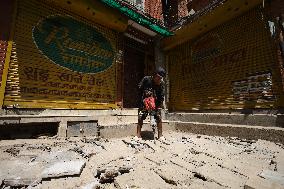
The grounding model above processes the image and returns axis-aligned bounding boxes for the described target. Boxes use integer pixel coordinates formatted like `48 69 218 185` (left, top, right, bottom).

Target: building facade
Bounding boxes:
1 0 283 112
0 0 163 110
164 0 284 111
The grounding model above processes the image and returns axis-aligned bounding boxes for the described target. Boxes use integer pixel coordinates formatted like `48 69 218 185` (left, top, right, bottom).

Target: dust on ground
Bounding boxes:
0 131 284 189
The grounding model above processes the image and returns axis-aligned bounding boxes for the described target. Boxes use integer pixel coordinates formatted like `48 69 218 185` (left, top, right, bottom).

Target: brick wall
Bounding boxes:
178 0 189 18
145 0 163 22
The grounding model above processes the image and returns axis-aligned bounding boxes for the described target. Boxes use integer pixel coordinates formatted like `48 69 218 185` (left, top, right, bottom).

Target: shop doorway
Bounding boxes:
123 37 146 108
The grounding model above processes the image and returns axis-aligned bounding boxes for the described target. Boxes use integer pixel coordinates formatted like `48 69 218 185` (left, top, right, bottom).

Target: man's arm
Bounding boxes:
138 77 146 109
156 82 165 108
138 77 146 90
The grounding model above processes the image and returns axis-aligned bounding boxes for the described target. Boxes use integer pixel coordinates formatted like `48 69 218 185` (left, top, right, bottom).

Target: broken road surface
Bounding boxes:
0 131 284 188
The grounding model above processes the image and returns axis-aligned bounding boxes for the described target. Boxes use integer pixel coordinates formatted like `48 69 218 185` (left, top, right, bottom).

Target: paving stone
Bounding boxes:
41 160 86 178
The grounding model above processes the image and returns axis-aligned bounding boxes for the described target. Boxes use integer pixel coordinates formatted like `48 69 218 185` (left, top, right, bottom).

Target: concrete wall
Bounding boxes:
167 112 284 127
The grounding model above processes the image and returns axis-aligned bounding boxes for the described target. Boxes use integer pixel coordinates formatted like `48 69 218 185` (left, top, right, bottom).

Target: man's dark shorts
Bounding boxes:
138 108 162 122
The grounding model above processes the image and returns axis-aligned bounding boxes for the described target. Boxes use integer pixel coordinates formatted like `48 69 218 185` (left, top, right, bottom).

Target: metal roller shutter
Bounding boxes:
4 0 121 109
168 8 282 110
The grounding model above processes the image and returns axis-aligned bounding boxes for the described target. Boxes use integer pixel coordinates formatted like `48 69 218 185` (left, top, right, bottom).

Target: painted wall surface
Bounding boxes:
4 0 121 109
0 41 8 97
189 0 212 12
45 0 128 32
0 1 14 107
167 8 284 110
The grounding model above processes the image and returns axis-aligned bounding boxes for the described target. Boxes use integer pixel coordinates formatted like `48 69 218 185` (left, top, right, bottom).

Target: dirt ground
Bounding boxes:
0 131 284 189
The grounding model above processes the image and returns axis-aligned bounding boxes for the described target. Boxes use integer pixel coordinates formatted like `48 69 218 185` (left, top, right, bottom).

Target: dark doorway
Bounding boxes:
0 122 58 139
123 37 146 108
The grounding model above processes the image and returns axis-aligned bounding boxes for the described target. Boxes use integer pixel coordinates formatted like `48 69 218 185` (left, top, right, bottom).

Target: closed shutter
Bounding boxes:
168 8 282 110
4 0 121 109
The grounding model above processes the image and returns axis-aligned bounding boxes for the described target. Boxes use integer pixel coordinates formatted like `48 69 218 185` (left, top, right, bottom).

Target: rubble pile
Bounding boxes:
0 131 283 188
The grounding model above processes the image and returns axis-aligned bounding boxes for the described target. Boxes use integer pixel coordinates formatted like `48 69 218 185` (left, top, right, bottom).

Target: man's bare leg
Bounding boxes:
157 120 162 139
137 119 143 138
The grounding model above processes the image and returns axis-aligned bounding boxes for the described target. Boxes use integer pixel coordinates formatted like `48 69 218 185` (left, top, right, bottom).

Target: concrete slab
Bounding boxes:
221 158 265 177
41 160 86 179
88 140 133 168
0 160 43 187
80 180 100 189
188 179 227 189
67 121 98 137
175 122 284 144
259 170 284 186
154 164 194 186
0 150 85 186
99 124 137 138
99 122 172 139
276 151 284 174
196 164 247 188
167 113 284 127
169 156 197 171
98 115 137 126
3 177 41 187
114 168 171 189
0 131 283 188
244 176 284 189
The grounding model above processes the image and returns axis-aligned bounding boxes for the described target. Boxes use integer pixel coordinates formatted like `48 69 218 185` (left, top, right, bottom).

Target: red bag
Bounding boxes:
143 96 156 110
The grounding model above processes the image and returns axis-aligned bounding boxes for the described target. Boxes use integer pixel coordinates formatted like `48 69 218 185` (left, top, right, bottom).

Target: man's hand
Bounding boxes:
156 104 164 109
144 90 153 97
144 96 156 110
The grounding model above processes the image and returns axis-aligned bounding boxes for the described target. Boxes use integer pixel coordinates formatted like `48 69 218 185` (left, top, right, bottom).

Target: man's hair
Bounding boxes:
155 67 166 77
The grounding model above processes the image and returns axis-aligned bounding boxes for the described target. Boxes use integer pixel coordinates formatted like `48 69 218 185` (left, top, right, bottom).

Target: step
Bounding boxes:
174 121 284 144
0 111 167 138
0 109 139 116
167 113 284 127
99 121 173 138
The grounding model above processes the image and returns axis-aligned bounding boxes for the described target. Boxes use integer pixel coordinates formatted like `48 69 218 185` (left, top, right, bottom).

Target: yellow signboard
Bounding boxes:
4 0 121 109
